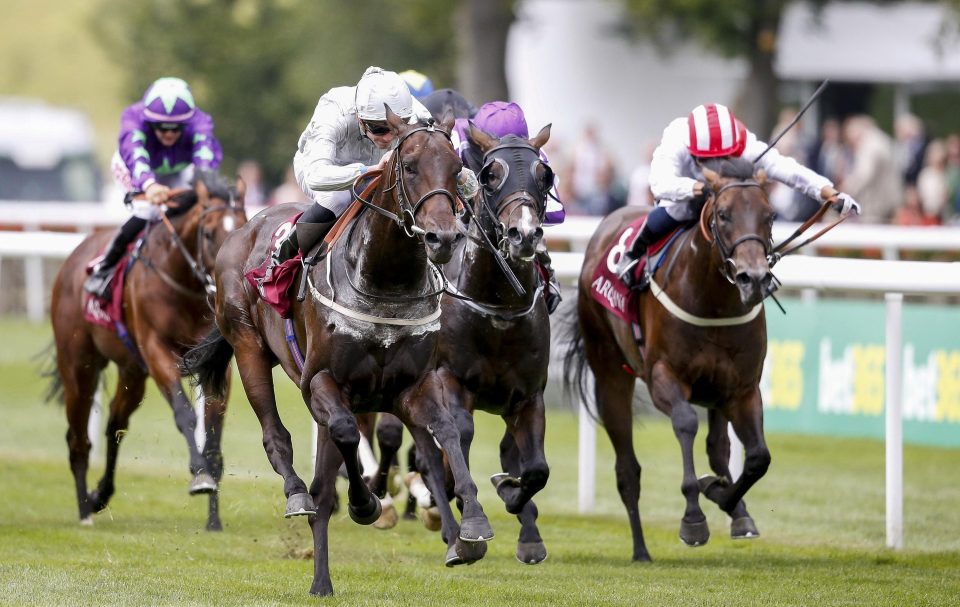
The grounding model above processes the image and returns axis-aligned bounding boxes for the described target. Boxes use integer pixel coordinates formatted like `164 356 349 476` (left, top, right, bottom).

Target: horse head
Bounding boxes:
700 158 776 307
468 123 553 261
176 172 249 283
384 106 464 264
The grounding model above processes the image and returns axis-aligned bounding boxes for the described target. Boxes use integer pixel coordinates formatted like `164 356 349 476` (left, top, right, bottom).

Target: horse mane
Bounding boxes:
698 157 756 181
165 171 232 218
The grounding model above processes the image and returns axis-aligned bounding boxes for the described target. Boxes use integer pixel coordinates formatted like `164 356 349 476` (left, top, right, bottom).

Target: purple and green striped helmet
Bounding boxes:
142 77 196 123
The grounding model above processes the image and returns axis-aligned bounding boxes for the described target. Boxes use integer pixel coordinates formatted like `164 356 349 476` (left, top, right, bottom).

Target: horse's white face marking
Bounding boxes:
222 215 236 232
517 206 535 236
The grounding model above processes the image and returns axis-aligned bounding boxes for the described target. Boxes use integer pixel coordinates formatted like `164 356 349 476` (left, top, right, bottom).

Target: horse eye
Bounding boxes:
717 209 730 222
403 162 417 175
203 230 215 241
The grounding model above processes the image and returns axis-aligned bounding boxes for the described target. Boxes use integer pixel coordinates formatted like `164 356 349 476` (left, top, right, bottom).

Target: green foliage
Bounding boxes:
92 0 458 185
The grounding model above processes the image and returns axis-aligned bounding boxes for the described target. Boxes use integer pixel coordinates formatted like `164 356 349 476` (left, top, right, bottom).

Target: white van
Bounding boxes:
0 98 102 201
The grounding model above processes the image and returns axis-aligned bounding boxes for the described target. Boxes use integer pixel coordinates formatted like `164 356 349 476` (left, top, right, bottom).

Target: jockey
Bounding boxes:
421 88 477 122
84 77 222 298
399 69 434 99
452 101 566 314
268 66 447 269
616 103 861 287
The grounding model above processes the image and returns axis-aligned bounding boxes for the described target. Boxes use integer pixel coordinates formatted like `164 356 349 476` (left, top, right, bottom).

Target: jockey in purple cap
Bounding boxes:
84 77 223 298
450 100 566 313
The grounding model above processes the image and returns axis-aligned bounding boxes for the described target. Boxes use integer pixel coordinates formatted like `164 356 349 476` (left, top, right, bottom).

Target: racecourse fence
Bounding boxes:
4 200 960 551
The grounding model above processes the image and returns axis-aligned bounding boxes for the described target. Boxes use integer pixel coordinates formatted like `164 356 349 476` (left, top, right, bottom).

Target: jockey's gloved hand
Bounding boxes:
145 183 170 206
457 167 480 201
832 192 861 216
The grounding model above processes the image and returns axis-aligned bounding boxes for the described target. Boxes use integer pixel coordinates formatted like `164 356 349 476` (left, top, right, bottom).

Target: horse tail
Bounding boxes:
180 325 234 398
39 342 64 404
560 305 596 420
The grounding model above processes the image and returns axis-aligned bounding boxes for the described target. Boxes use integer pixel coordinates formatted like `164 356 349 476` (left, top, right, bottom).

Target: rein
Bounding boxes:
698 181 771 284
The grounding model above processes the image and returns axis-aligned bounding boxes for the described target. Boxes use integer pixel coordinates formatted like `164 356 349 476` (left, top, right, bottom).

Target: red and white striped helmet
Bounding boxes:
687 103 747 158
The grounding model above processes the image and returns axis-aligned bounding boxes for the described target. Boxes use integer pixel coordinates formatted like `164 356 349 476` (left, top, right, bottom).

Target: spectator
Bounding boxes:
268 166 311 206
943 134 960 223
916 138 948 223
894 113 928 186
840 115 902 224
568 124 616 215
237 159 265 207
626 141 656 208
893 185 937 226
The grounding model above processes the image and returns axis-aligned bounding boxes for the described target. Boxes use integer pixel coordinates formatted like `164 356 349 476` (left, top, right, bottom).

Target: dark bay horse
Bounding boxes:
435 123 555 564
48 173 247 531
564 158 775 561
183 110 494 596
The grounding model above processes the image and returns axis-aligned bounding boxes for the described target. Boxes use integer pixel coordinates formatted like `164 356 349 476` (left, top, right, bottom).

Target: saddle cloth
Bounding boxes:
589 216 680 325
244 212 304 319
83 244 135 329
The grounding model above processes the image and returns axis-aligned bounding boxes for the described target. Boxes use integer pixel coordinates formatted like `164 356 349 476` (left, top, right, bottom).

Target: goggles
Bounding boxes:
152 123 183 133
362 120 391 136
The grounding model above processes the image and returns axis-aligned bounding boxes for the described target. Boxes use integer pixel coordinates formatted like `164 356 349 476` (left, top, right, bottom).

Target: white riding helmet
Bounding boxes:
355 66 414 121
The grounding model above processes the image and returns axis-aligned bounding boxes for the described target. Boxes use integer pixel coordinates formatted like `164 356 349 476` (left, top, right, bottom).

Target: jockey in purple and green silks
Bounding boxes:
85 77 223 299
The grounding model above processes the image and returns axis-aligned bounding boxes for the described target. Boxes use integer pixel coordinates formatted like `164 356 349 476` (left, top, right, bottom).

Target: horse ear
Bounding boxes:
701 167 721 190
755 168 768 187
233 176 247 207
468 120 497 153
384 104 406 134
440 108 455 134
529 123 551 151
196 178 210 207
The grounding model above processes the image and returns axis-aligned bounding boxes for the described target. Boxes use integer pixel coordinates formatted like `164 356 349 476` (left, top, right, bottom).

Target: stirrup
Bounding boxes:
84 266 117 299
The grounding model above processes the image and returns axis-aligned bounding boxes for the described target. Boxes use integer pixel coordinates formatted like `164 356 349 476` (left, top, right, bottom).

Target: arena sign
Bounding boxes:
762 298 960 447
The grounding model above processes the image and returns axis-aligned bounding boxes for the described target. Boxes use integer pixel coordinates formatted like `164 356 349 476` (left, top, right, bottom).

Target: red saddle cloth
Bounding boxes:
589 216 677 325
82 248 133 329
244 213 304 319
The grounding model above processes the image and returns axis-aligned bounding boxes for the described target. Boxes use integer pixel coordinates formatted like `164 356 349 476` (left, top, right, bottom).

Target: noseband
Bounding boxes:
353 123 461 239
700 181 773 284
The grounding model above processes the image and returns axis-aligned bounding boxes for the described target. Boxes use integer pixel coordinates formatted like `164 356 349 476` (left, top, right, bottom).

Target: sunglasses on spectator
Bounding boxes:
363 121 391 136
152 123 183 133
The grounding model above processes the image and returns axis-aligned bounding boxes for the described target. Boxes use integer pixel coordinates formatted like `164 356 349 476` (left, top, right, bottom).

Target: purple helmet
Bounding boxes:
474 101 528 139
142 77 196 123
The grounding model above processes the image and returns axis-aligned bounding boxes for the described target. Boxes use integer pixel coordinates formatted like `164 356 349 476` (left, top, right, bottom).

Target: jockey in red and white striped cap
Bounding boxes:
616 102 860 287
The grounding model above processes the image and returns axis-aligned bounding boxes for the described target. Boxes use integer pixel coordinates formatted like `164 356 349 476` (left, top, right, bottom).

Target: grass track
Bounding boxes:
1 319 958 606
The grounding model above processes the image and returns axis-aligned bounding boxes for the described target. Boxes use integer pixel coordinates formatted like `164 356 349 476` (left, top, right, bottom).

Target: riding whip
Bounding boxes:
753 79 829 164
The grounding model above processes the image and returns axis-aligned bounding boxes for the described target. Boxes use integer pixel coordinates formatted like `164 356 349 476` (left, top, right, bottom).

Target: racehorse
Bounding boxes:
182 109 494 596
563 157 775 561
435 123 555 564
47 172 247 531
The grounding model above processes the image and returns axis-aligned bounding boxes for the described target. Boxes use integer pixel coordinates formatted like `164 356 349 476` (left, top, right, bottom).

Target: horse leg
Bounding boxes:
89 366 147 513
370 413 403 529
233 340 311 515
494 424 548 565
200 376 229 532
585 341 652 562
650 362 709 547
141 337 214 494
306 423 342 597
402 443 419 520
306 372 380 526
60 349 105 525
700 389 770 529
705 409 758 539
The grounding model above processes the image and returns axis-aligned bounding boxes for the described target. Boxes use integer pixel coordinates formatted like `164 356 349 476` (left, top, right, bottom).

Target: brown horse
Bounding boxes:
48 172 247 531
182 110 494 596
563 157 775 561
436 125 555 564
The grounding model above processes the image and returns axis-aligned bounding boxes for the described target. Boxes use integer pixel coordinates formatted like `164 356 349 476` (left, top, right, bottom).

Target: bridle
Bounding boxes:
351 122 462 238
698 180 774 285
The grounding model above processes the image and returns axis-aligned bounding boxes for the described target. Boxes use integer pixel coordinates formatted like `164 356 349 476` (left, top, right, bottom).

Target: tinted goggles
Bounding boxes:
363 120 391 136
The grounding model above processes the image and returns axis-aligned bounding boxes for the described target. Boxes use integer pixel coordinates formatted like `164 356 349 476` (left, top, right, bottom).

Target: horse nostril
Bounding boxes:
507 227 523 245
425 232 441 247
736 272 753 288
534 227 544 241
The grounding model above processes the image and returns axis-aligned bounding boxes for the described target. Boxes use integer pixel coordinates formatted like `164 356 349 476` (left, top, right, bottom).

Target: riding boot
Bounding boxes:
536 249 562 314
616 206 680 288
84 215 148 299
268 204 337 267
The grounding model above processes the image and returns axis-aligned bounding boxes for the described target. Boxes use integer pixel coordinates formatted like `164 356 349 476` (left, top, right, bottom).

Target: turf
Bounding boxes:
1 318 958 606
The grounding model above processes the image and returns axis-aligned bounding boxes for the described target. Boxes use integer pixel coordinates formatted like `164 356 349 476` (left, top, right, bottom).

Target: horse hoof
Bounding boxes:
284 492 316 518
79 516 94 527
459 515 494 542
444 543 464 567
731 516 760 539
349 494 382 525
373 501 398 530
490 472 521 490
189 472 217 495
516 541 547 565
679 519 710 547
418 506 442 532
